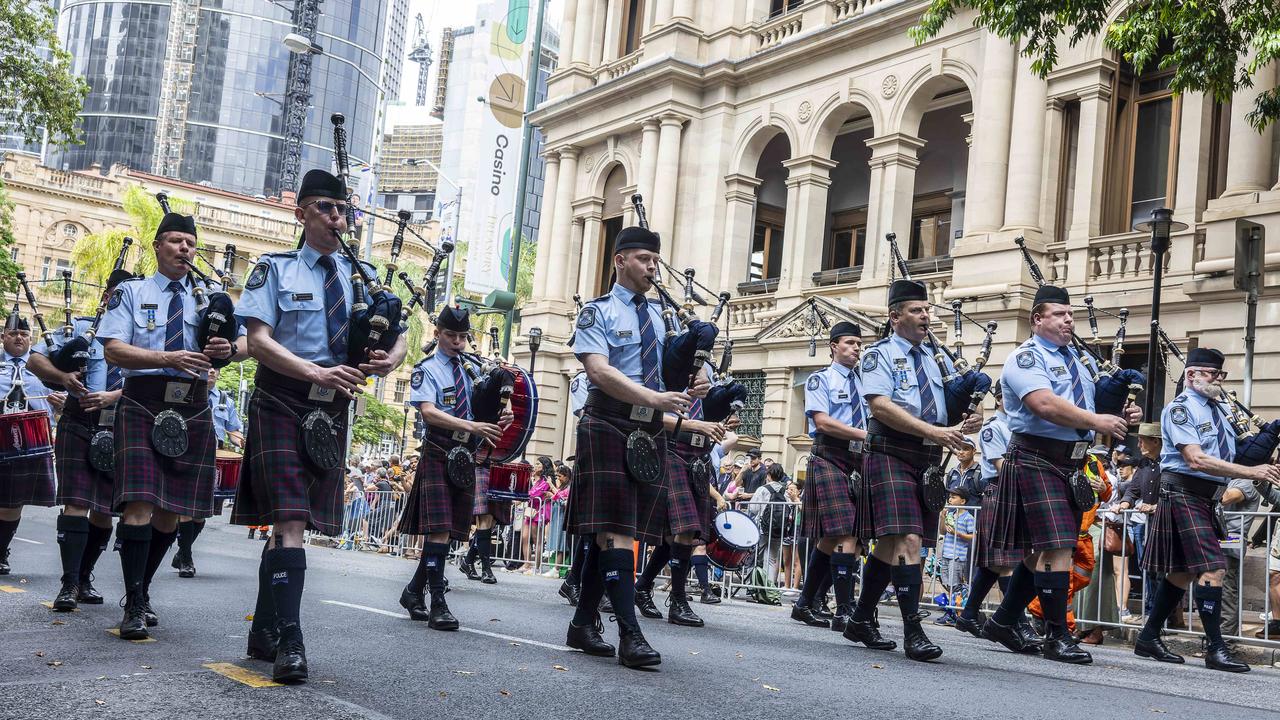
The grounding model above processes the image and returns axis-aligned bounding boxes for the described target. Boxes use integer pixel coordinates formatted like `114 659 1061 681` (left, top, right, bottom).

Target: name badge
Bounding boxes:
164 382 193 404
1070 441 1088 460
848 440 864 454
98 407 116 427
292 293 314 301
307 384 336 403
452 430 472 443
629 405 655 423
836 392 849 400
690 433 706 449
1050 366 1068 378
616 330 633 339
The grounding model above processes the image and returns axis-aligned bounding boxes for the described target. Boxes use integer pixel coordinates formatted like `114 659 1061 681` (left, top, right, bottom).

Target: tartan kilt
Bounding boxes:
666 439 713 541
54 401 115 515
113 390 215 518
861 438 942 547
801 446 861 540
973 480 1023 568
988 444 1082 552
0 422 56 508
472 466 513 525
398 442 473 541
230 386 349 536
567 408 667 544
1141 489 1226 575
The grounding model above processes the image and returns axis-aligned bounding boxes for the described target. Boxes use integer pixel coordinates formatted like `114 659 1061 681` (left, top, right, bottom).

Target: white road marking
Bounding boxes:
12 537 42 545
322 600 573 652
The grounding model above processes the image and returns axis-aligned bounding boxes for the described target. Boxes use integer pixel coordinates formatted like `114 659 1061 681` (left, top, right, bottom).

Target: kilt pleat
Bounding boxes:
53 409 115 515
1141 490 1226 575
113 394 215 518
666 440 712 540
398 443 473 541
472 466 513 524
0 455 56 509
987 444 1081 552
566 409 667 544
861 449 938 546
231 387 348 536
973 480 1023 568
801 446 861 540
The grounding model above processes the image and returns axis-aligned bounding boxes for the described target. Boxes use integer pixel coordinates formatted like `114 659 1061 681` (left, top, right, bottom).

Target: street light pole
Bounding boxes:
1135 207 1188 419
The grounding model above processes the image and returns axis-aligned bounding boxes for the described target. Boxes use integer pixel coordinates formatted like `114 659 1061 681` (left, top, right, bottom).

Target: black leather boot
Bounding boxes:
1041 628 1092 664
459 551 479 580
140 594 158 627
634 588 663 619
843 609 897 651
791 603 831 628
829 605 852 633
617 624 661 668
176 550 195 579
1014 617 1044 654
981 616 1031 654
246 625 280 662
53 578 79 612
699 586 721 605
272 621 308 683
558 580 580 606
1204 643 1250 673
566 614 615 657
118 587 148 640
667 596 703 627
428 590 459 631
953 612 984 639
1134 635 1184 664
77 578 103 604
479 557 497 584
902 613 943 661
400 585 429 621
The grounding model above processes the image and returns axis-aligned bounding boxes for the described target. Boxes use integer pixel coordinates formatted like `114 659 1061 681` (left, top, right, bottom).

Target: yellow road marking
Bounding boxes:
106 628 156 643
40 601 79 612
0 585 26 593
204 662 283 688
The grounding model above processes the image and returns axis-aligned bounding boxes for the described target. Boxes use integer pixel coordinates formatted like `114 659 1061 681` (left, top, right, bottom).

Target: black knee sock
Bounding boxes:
853 555 893 621
116 523 151 593
1033 570 1072 638
817 567 834 606
1195 583 1226 648
992 562 1039 626
142 527 177 595
636 542 670 591
960 567 1001 621
668 543 693 602
599 548 640 630
831 552 859 613
567 535 590 587
797 547 831 608
475 529 494 565
892 562 923 620
1139 579 1186 642
0 517 19 554
56 515 90 584
424 541 450 594
266 547 307 625
80 522 113 583
691 555 709 589
250 541 276 633
176 520 196 558
191 520 205 543
463 534 479 566
571 542 604 626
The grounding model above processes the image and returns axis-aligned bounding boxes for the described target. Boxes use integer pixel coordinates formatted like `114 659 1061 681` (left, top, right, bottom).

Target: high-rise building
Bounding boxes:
378 122 442 222
50 0 409 199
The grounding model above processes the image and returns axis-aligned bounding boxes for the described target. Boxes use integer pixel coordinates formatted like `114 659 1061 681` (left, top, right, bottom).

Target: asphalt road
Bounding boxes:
2 506 1277 720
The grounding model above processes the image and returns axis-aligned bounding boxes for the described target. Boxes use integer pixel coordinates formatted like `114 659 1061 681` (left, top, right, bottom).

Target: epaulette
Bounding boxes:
586 294 610 304
118 275 144 283
865 337 891 349
261 250 299 260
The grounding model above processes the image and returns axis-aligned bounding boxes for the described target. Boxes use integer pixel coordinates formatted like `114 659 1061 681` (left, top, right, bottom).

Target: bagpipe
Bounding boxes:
1013 236 1144 417
1152 322 1279 466
393 218 454 357
703 288 747 424
450 348 538 466
157 193 241 369
329 113 405 365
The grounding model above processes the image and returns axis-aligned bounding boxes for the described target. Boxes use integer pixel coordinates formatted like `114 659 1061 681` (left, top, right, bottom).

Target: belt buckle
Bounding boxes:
629 405 655 423
451 430 472 443
1070 441 1087 460
307 384 337 403
849 440 864 454
690 433 706 449
164 381 192 404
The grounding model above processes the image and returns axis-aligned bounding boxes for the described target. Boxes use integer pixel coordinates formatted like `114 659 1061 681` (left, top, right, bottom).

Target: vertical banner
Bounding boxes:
463 0 531 295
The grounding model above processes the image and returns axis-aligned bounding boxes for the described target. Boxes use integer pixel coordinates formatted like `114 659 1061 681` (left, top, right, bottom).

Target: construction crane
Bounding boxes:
409 14 433 107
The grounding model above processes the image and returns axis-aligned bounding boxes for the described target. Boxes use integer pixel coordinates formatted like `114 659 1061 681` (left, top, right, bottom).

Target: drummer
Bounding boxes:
0 312 61 577
171 366 243 579
28 269 131 609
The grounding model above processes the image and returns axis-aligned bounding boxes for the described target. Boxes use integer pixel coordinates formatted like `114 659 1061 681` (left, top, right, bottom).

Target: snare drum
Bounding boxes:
0 410 54 462
214 449 243 497
705 509 761 571
486 462 533 502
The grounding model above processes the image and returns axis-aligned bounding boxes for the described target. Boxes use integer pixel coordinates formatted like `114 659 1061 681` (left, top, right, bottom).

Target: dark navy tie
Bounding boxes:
317 255 348 359
450 357 471 419
106 365 123 391
164 281 185 352
1057 347 1087 406
911 347 938 424
634 294 660 391
848 372 865 428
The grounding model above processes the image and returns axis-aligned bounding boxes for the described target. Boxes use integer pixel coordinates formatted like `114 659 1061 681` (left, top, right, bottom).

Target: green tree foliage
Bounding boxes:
0 0 89 146
350 393 404 449
911 0 1280 130
448 237 537 356
0 183 22 295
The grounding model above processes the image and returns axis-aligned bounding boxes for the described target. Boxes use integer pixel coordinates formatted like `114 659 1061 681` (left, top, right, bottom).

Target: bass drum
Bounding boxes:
486 365 538 464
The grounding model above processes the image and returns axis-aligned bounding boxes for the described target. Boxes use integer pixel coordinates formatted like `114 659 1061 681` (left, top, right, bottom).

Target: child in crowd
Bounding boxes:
935 489 974 626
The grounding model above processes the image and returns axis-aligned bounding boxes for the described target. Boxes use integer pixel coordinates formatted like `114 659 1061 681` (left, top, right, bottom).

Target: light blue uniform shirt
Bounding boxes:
31 317 107 396
804 361 867 437
0 351 55 422
1161 390 1235 485
569 370 589 418
99 273 212 378
860 333 950 426
978 411 1011 482
236 243 371 366
1001 334 1095 441
571 283 670 393
209 386 242 442
408 349 474 422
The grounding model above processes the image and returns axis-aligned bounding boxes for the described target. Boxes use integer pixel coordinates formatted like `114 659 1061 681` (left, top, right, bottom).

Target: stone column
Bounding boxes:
672 0 693 21
778 155 837 293
1222 59 1277 196
1002 53 1049 231
652 114 685 248
544 146 580 301
559 0 579 65
718 173 762 291
654 0 674 25
571 0 596 67
601 0 622 63
574 215 597 298
1068 86 1111 243
636 117 661 210
589 0 608 66
531 152 561 300
865 133 924 279
965 32 1016 233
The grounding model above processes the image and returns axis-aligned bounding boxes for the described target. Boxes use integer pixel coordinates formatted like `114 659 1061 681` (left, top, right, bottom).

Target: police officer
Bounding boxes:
1133 348 1280 672
232 168 406 683
565 225 706 668
99 211 246 641
849 279 980 661
952 384 1040 650
398 306 511 629
980 284 1138 664
28 270 130 609
557 369 592 607
457 350 518 585
170 366 243 579
790 321 867 632
0 313 61 576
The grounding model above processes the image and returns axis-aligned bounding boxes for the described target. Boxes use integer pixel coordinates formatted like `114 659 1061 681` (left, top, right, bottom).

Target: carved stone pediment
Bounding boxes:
755 295 879 344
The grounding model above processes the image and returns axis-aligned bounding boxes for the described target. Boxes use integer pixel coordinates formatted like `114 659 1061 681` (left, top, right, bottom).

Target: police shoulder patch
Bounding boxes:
806 375 821 391
245 261 269 290
1016 351 1035 369
861 351 879 373
981 428 994 442
106 288 123 310
576 306 598 330
410 369 424 390
1170 405 1190 425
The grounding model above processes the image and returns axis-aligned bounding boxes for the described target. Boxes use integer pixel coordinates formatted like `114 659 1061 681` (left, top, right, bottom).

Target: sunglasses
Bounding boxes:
1190 368 1228 381
305 200 349 216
